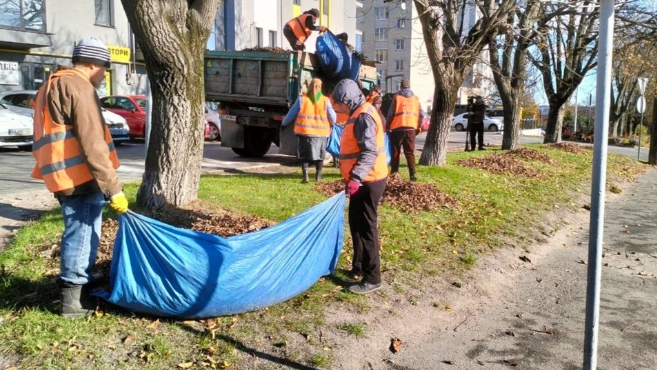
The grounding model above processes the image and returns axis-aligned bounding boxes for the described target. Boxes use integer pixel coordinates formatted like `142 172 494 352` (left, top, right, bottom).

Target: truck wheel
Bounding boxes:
231 147 249 156
232 127 273 157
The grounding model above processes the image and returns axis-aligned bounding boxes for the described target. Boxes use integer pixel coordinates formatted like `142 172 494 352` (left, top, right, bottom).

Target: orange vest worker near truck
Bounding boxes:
283 8 327 51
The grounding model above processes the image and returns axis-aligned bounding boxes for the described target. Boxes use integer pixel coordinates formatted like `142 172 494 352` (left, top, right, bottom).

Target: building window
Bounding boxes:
395 60 405 71
293 0 300 5
395 39 404 50
396 18 406 29
95 0 113 27
0 0 45 31
375 7 388 20
375 28 387 41
269 30 277 47
374 49 387 63
355 34 363 52
256 27 263 47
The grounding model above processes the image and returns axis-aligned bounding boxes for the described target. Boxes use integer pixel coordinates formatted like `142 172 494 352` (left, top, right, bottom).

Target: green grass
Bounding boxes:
0 144 648 369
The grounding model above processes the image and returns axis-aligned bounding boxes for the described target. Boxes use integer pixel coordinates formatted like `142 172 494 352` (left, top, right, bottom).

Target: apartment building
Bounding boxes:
359 0 492 110
0 0 147 96
208 0 362 54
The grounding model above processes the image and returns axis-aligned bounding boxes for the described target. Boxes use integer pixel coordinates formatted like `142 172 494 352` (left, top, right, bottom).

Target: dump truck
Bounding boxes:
204 50 378 157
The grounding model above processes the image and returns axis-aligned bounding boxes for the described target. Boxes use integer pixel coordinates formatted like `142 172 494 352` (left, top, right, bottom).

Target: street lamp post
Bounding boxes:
637 77 648 160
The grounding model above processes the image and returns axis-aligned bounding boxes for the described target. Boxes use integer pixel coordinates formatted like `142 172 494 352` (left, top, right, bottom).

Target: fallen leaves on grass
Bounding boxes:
505 148 555 164
455 154 543 178
314 173 458 212
389 337 402 354
542 142 592 154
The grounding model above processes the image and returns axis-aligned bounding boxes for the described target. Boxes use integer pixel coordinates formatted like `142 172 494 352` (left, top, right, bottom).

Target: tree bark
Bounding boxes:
649 98 657 165
543 104 565 143
121 0 220 208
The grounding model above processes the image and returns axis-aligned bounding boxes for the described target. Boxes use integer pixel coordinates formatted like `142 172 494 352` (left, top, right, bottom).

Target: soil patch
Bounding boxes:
314 173 458 212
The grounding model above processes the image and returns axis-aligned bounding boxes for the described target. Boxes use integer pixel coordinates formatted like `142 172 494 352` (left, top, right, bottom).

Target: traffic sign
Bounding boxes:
638 77 648 95
636 96 646 114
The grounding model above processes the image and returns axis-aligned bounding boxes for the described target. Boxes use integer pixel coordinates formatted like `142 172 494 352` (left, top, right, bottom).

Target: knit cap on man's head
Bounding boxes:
401 79 410 89
72 37 111 68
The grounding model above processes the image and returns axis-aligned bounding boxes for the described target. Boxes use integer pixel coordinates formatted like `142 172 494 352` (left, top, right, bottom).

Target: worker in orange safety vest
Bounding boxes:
283 9 327 51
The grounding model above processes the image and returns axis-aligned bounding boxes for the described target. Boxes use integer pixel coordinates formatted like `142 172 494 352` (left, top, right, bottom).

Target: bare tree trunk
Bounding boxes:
121 0 220 208
501 97 521 149
649 98 657 165
543 105 565 143
421 88 458 165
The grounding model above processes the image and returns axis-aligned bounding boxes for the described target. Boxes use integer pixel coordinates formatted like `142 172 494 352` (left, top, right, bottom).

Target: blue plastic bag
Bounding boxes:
326 124 344 157
339 52 361 81
97 193 346 319
316 30 354 79
384 133 391 165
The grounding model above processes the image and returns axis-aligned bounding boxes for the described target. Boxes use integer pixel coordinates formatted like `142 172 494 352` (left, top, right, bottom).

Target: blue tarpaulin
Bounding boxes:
97 192 346 319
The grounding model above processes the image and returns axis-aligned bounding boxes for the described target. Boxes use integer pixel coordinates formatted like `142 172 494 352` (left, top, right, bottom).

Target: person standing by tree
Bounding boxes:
282 78 336 183
386 79 425 181
283 9 327 51
332 79 388 295
31 37 128 318
468 95 487 151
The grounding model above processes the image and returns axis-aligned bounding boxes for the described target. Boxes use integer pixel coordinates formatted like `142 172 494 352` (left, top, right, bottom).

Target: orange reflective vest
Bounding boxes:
294 95 331 137
389 94 420 130
340 103 388 183
329 96 350 124
286 14 313 43
31 69 119 193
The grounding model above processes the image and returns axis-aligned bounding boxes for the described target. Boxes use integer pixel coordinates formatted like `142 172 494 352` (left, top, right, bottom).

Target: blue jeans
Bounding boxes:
58 192 104 285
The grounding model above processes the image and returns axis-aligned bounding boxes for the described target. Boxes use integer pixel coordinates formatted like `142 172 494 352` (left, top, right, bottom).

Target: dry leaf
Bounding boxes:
445 306 453 312
390 337 402 354
519 256 532 263
442 360 454 365
579 260 587 265
123 334 136 344
638 271 653 277
146 319 160 329
505 331 516 337
178 362 194 369
543 326 554 334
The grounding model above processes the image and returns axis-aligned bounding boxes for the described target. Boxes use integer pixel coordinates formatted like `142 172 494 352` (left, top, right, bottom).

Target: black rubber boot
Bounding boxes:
315 160 323 182
301 162 309 183
60 281 96 319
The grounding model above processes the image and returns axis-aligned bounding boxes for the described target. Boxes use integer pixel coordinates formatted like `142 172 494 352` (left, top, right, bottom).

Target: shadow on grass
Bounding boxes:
0 274 59 313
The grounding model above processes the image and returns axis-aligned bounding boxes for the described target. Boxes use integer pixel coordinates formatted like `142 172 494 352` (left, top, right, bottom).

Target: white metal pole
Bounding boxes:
574 87 578 136
637 111 644 160
583 0 614 368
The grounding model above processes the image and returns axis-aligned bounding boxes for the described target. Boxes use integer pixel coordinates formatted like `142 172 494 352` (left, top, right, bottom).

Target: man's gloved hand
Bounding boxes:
346 179 360 197
319 26 328 33
109 192 129 214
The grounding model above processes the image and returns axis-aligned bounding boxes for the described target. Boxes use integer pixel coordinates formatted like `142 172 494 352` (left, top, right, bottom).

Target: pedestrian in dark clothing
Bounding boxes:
283 9 327 51
332 79 388 295
468 96 487 151
386 79 426 181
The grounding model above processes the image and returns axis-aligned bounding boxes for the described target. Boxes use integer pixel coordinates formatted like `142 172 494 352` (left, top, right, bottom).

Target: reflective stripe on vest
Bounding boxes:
389 95 420 130
285 14 313 43
31 68 120 193
294 95 331 137
339 103 388 183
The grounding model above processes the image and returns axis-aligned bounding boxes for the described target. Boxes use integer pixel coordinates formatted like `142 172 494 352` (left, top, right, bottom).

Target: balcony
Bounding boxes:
0 0 52 48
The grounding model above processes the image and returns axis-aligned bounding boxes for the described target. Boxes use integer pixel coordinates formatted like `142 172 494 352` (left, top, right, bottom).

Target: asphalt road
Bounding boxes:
0 131 650 195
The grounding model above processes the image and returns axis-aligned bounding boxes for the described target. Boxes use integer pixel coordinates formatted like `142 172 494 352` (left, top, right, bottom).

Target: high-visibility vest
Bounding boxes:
340 103 388 183
31 69 119 193
294 95 331 137
329 96 350 124
285 14 313 43
389 94 420 130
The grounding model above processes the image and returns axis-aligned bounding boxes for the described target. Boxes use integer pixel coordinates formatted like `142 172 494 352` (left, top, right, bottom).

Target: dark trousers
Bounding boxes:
348 178 387 285
389 129 416 175
283 26 305 51
469 122 485 149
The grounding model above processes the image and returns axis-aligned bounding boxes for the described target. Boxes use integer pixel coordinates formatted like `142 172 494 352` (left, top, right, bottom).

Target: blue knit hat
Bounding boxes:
72 37 111 68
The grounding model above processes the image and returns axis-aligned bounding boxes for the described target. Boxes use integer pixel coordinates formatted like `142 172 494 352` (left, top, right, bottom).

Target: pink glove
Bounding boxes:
346 179 360 197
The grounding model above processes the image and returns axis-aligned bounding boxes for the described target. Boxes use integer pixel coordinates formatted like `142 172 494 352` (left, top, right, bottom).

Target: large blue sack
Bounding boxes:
340 52 361 81
316 30 353 79
97 193 346 319
326 124 344 157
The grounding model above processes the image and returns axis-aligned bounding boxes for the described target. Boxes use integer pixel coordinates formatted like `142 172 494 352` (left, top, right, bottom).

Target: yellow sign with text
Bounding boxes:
107 46 131 63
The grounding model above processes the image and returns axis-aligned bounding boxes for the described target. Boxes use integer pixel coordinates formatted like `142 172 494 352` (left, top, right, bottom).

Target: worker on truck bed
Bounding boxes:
284 8 327 51
282 78 336 183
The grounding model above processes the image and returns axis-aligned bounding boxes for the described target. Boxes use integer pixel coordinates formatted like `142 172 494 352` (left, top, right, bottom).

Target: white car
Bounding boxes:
452 113 504 132
0 90 130 144
0 103 33 150
205 103 221 141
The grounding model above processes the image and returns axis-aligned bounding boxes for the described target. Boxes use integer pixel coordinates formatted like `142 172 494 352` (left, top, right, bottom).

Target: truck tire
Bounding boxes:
232 127 273 157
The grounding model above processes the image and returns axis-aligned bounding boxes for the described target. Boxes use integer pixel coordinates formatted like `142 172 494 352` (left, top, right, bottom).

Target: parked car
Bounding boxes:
0 90 130 144
452 113 504 132
205 103 221 141
100 95 148 139
0 103 33 150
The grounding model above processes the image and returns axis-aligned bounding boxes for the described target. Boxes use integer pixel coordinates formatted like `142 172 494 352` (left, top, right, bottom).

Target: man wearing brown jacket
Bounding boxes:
32 37 128 318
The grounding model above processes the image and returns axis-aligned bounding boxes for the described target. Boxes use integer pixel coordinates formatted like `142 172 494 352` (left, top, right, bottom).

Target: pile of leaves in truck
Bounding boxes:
314 173 457 213
240 46 288 53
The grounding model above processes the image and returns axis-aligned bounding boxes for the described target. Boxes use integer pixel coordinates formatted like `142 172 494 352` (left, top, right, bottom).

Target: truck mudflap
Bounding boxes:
221 115 296 158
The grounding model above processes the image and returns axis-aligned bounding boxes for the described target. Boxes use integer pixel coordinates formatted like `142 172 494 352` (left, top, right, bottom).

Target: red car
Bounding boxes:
100 95 148 139
101 95 211 140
